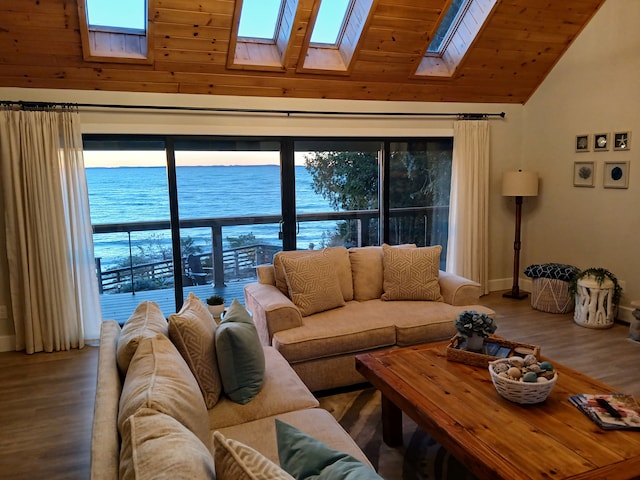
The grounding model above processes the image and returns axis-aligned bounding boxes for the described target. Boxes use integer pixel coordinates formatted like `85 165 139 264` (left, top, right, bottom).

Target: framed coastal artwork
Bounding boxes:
574 161 595 187
613 132 631 151
594 133 609 152
603 161 629 188
575 134 590 152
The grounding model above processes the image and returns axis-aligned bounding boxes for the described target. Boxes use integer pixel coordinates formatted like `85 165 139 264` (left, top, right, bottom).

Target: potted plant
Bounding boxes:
569 267 622 328
206 295 225 320
454 310 497 351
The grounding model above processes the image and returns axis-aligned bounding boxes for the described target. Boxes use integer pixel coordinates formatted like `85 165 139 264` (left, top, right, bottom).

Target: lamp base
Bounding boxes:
503 290 528 300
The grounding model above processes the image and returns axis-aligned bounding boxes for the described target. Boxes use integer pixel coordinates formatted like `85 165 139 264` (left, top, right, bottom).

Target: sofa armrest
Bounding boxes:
244 282 303 345
439 270 482 306
90 320 123 480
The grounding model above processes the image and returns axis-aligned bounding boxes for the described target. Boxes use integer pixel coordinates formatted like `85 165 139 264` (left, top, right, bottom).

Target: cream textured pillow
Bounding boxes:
381 244 443 301
118 335 210 446
120 408 215 480
281 254 346 317
116 301 167 375
273 247 353 301
213 431 294 480
168 292 222 409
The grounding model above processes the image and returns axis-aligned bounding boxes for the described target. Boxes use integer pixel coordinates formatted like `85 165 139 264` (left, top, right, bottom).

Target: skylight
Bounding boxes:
77 0 151 63
310 0 353 45
85 0 146 31
237 0 283 41
416 0 496 77
427 0 468 55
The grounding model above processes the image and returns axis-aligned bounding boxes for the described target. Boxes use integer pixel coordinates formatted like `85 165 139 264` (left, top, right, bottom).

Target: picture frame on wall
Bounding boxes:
575 134 590 152
613 132 631 151
594 133 609 151
573 161 595 187
603 161 629 188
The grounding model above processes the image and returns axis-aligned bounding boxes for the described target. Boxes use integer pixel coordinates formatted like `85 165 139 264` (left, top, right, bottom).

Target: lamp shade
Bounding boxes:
502 170 539 197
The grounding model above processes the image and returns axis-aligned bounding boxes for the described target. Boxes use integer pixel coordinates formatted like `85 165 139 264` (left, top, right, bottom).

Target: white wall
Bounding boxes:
522 0 639 320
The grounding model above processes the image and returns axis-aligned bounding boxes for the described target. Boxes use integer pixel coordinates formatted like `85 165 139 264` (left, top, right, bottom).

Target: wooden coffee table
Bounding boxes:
355 341 640 480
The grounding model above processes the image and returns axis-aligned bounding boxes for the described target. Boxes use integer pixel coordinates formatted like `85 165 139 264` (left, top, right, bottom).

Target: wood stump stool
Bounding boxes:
630 300 640 341
573 276 615 328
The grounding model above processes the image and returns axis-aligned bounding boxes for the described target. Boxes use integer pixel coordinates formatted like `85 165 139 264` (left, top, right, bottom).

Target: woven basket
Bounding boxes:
489 359 557 404
530 277 574 314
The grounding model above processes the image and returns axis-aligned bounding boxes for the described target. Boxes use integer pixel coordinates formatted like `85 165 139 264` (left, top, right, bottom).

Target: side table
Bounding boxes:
574 276 615 328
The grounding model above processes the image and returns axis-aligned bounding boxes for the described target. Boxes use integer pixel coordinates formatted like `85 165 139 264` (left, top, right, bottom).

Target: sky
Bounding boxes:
87 0 351 44
84 150 309 168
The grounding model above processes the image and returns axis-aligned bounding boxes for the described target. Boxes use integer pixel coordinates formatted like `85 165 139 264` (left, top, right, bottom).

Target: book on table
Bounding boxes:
569 393 640 430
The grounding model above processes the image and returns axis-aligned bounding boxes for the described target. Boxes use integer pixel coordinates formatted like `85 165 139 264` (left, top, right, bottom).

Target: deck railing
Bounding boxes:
92 206 448 294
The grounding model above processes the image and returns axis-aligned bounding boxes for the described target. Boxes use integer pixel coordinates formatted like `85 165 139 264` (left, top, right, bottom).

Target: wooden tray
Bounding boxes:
446 335 541 368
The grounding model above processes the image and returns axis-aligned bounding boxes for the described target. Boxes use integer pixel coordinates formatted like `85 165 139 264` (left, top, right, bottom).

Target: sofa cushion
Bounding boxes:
216 409 372 468
116 301 167 375
208 346 319 430
272 301 396 363
274 247 353 301
276 419 383 480
118 335 210 446
213 431 294 480
168 292 222 409
215 299 265 405
119 408 215 480
349 244 416 301
381 244 443 301
281 254 346 317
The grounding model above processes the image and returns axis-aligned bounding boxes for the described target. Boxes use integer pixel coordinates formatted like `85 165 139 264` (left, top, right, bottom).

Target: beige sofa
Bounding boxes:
90 297 372 479
245 245 495 392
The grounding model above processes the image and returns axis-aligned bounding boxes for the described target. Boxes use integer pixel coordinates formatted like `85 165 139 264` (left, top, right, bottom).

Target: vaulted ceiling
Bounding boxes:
0 0 606 104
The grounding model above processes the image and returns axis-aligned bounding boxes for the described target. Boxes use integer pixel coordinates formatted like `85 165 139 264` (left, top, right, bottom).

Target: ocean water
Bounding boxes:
86 165 335 269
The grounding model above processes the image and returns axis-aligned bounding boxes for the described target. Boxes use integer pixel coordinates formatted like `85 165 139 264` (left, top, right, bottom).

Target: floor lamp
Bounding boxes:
502 170 539 299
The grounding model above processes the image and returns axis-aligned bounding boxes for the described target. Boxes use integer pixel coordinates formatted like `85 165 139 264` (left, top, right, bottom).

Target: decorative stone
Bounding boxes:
523 354 537 366
508 357 524 368
536 376 548 383
507 367 522 379
539 361 553 371
523 371 538 383
493 362 509 374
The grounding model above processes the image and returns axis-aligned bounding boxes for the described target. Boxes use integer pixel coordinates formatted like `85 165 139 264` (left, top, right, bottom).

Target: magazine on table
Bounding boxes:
569 393 640 430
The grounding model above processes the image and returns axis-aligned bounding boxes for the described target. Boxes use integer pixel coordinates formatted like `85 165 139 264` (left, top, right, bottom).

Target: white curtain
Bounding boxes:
0 107 101 353
446 120 490 294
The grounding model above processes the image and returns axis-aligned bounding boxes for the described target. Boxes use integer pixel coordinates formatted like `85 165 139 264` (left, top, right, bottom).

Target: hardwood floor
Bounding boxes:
0 291 638 479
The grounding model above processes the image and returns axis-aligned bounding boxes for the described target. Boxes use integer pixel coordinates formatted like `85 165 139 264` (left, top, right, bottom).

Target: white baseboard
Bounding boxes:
0 334 15 352
487 277 532 294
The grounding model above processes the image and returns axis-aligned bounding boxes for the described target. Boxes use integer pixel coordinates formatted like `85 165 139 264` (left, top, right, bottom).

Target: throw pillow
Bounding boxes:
215 299 265 404
381 244 443 301
273 247 353 301
118 335 210 446
168 292 222 409
280 254 345 317
120 408 215 480
116 301 168 375
275 420 383 480
213 431 294 480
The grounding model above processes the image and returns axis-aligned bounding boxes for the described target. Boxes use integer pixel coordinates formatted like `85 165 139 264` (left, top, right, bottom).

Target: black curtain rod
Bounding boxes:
0 100 505 119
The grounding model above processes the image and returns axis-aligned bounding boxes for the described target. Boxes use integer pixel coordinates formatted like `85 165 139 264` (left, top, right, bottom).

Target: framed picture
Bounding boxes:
594 133 609 151
575 134 590 152
613 132 631 151
574 161 595 187
603 161 629 188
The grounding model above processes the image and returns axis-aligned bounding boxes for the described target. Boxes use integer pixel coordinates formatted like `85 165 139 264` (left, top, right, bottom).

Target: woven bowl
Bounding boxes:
489 359 558 404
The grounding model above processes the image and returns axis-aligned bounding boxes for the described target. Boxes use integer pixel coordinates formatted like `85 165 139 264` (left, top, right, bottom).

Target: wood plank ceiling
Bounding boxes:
0 0 606 104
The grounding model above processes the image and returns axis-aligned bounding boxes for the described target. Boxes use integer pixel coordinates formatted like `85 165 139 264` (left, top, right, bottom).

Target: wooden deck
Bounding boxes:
99 278 252 323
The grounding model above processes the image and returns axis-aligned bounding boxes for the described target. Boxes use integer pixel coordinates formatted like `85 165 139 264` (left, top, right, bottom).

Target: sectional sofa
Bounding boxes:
245 244 495 392
90 295 375 479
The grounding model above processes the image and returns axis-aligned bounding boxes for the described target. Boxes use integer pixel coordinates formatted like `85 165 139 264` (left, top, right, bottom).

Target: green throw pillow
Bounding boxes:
215 299 265 404
276 419 383 480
